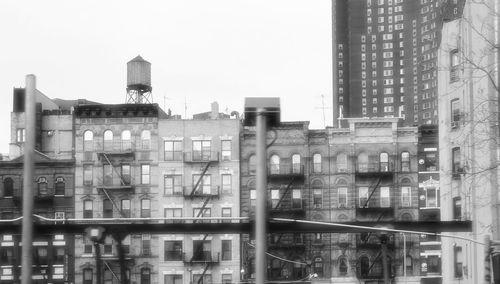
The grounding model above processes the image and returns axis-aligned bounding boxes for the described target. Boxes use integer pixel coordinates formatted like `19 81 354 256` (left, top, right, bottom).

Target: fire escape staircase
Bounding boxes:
99 153 129 219
362 177 382 209
273 177 296 211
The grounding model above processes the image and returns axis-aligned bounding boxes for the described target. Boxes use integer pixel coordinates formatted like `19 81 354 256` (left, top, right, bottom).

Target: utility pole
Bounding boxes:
21 74 36 284
255 108 268 284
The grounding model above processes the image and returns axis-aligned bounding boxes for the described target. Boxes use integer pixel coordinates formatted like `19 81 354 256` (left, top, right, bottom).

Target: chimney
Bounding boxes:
211 101 219 119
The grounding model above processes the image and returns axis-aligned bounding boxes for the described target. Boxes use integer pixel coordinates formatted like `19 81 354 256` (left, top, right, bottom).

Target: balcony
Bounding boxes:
183 186 220 199
268 164 305 181
268 235 306 250
96 141 135 158
356 233 395 250
183 151 219 163
420 208 441 221
269 199 306 218
96 177 134 191
355 163 394 178
184 252 220 264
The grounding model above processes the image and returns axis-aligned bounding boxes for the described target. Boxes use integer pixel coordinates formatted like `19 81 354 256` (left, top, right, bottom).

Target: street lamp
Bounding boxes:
244 97 280 284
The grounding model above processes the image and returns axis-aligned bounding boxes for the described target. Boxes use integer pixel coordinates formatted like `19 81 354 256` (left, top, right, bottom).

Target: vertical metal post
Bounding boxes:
381 234 389 284
95 242 102 284
403 233 407 284
21 74 36 284
256 108 268 284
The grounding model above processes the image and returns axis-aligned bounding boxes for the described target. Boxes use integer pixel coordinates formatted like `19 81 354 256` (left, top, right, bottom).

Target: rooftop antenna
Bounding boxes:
314 94 332 128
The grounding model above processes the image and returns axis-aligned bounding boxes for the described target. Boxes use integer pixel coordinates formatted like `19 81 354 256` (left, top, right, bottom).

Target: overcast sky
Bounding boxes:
0 0 333 154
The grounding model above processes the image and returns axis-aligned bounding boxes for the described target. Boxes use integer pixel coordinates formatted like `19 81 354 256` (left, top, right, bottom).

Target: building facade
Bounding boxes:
332 0 446 126
437 0 498 283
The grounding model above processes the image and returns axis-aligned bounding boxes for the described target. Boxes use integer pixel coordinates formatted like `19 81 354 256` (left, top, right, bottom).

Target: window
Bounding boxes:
164 175 182 195
3 178 13 197
36 177 47 196
16 128 25 143
141 164 150 184
313 153 322 173
450 49 460 82
164 240 183 261
451 99 461 124
248 155 256 174
83 200 93 218
453 197 462 220
121 199 131 218
103 164 113 186
380 152 389 171
193 274 211 284
121 164 131 185
401 152 410 172
271 189 280 208
339 257 348 275
121 130 132 151
104 269 113 284
55 177 65 195
426 187 439 208
83 165 93 185
193 140 212 161
141 130 151 150
380 186 390 207
359 187 369 208
221 207 231 223
221 274 232 284
250 188 256 208
164 275 182 284
292 189 302 209
103 130 113 151
338 187 348 208
336 153 347 172
83 269 93 284
142 234 151 255
358 152 369 172
454 246 463 278
222 240 232 261
313 257 324 277
221 140 232 160
141 199 151 218
270 155 280 174
313 181 323 209
141 268 151 284
103 199 113 218
164 208 182 224
401 186 411 207
164 141 183 161
193 240 212 261
192 174 211 194
292 154 301 174
452 147 461 174
83 130 93 151
360 256 370 277
194 208 211 222
84 238 93 254
221 174 232 194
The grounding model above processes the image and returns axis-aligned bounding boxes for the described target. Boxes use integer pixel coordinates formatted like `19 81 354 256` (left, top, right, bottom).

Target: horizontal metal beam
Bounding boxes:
0 220 472 235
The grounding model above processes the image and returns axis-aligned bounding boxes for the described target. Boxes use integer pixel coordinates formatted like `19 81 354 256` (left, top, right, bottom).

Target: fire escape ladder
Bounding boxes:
363 213 386 244
101 188 127 218
103 260 121 281
275 233 284 245
102 153 126 186
274 177 296 209
190 162 212 196
366 251 382 275
363 177 382 208
193 197 211 223
196 263 211 284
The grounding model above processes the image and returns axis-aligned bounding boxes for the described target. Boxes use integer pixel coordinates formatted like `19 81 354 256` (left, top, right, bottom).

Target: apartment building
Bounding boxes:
240 118 421 283
73 103 163 284
437 0 498 283
0 88 76 283
332 0 444 126
157 114 241 284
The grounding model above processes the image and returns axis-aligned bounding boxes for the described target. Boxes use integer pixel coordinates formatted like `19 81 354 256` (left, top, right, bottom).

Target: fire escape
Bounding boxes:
355 153 395 281
267 161 306 281
95 139 136 283
183 149 220 283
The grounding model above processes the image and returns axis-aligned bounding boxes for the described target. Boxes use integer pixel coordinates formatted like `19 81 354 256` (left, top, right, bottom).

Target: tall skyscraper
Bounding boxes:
333 0 446 126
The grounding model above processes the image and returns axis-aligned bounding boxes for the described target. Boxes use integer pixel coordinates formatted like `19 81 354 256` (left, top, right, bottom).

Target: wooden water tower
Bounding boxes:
126 55 153 104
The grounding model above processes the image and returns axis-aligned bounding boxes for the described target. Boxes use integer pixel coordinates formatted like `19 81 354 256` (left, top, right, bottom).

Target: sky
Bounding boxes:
0 0 333 154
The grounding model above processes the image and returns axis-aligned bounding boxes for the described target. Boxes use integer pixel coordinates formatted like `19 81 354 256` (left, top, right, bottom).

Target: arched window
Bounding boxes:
401 151 410 172
360 255 370 277
248 180 256 208
3 178 13 197
292 154 301 174
401 213 413 221
121 130 132 151
336 153 347 172
312 180 323 209
103 130 113 151
248 155 256 174
55 177 65 196
141 130 151 150
270 155 280 174
405 255 413 275
339 257 348 275
141 268 151 284
313 257 324 277
83 130 93 151
380 152 389 172
37 177 48 196
357 152 369 172
313 153 322 173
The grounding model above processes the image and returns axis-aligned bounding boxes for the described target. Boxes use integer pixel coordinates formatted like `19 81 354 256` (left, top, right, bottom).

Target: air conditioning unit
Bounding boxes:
338 203 347 209
55 212 65 219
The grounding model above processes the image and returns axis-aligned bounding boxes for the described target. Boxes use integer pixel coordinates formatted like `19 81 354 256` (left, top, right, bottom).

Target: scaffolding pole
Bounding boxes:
256 108 268 284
